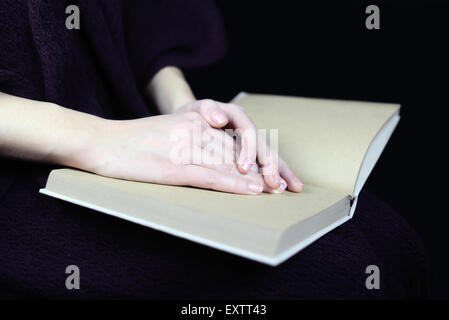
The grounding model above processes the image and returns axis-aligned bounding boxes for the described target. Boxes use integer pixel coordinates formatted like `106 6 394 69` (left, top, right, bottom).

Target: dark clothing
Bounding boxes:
0 0 226 211
0 1 429 299
0 180 429 299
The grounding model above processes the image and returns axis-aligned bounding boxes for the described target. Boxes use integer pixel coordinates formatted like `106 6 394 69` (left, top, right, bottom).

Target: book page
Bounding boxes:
233 93 400 195
43 168 347 257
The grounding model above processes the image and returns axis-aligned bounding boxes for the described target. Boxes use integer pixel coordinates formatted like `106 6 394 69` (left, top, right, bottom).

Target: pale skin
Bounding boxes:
0 66 304 195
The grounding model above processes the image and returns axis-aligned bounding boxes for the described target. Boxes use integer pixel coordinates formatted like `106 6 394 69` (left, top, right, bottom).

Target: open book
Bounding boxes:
40 93 400 266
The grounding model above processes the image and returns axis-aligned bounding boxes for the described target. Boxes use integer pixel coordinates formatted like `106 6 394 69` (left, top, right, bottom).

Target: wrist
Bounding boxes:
169 91 196 113
49 106 112 171
147 66 196 114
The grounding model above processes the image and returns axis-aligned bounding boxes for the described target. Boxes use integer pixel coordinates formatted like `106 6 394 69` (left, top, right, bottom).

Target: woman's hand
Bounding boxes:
175 99 304 193
74 111 290 195
148 67 303 193
0 91 296 195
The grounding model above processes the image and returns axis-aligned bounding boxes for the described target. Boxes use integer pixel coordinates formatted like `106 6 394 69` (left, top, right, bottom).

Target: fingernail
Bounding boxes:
251 164 260 173
271 178 287 194
248 183 263 194
274 173 281 185
279 178 287 191
210 110 226 124
241 158 253 172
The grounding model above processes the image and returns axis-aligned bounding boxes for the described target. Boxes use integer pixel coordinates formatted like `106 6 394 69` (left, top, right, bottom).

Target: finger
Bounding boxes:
216 102 258 174
247 165 286 194
180 126 236 170
279 159 304 192
201 127 236 164
256 133 282 189
196 99 229 128
218 103 281 188
264 177 288 194
181 165 264 195
236 126 258 174
193 144 236 173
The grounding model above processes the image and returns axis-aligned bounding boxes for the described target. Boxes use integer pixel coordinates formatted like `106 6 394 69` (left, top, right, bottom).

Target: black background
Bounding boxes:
185 0 449 298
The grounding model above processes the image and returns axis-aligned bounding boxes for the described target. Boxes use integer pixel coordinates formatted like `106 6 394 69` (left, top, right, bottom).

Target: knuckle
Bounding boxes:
200 99 216 108
184 111 201 121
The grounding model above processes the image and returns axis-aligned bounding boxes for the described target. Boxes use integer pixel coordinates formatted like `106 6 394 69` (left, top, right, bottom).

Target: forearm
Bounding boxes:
0 92 104 167
146 66 196 114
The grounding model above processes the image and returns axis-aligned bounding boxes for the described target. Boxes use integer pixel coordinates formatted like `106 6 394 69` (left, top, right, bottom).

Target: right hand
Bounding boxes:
72 112 287 195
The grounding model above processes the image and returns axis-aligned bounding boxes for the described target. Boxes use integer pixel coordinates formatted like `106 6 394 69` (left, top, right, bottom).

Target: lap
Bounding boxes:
0 166 429 299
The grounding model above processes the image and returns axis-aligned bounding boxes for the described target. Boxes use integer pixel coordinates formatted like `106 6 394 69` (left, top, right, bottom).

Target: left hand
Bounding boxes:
176 99 304 193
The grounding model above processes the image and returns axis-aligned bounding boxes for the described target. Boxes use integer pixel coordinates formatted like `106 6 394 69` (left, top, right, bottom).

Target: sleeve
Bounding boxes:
123 0 228 91
0 1 48 202
0 0 44 100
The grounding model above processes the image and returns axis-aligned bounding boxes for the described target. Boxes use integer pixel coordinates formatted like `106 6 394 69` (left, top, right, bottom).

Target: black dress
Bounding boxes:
0 0 429 299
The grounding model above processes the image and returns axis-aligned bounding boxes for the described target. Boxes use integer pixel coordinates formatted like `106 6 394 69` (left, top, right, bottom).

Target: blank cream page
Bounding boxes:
234 93 400 195
45 168 346 232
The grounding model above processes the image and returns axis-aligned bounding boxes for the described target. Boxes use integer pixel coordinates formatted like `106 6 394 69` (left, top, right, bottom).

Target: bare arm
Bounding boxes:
0 67 301 194
0 91 268 194
0 92 101 167
147 66 196 114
